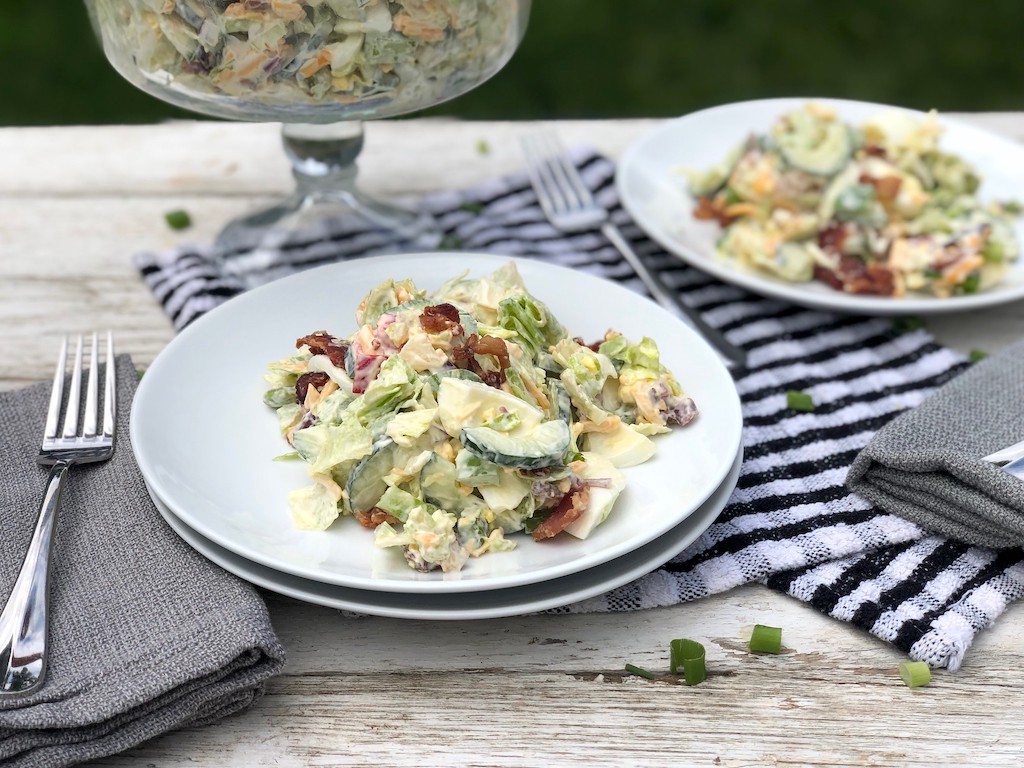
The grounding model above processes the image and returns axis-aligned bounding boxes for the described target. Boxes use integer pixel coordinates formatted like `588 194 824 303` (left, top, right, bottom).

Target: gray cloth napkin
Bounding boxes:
0 356 286 768
848 338 1024 549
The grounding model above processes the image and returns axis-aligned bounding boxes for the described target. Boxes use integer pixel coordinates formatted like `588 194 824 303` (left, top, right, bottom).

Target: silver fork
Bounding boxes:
0 332 116 696
521 133 746 369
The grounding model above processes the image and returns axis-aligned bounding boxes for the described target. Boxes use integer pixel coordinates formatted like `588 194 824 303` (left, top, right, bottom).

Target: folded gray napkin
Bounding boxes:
848 338 1024 549
0 357 286 768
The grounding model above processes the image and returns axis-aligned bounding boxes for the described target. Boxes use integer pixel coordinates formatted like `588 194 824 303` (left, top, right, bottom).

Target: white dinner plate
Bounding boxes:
131 253 742 594
617 97 1024 315
146 446 741 620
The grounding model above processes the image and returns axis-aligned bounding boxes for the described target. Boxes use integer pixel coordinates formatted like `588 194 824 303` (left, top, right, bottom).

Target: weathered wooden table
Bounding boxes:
2 117 1024 767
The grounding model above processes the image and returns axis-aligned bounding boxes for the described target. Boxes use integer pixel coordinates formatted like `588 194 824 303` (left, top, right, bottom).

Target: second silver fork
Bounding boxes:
521 133 747 369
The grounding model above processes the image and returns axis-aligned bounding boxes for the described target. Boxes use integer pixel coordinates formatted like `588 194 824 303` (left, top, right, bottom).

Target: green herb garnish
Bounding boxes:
624 663 655 680
669 639 706 686
968 349 989 363
749 624 783 654
164 209 192 230
476 139 491 155
786 390 815 412
893 316 926 334
899 661 931 688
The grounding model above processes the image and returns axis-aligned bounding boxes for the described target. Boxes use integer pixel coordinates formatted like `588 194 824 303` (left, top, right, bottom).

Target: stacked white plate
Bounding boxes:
131 254 743 619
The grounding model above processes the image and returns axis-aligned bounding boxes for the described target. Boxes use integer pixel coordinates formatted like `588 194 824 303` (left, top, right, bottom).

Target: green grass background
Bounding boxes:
4 0 1023 126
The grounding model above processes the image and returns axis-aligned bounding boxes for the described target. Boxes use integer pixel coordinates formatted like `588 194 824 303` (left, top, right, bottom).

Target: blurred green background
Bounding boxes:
4 0 1023 126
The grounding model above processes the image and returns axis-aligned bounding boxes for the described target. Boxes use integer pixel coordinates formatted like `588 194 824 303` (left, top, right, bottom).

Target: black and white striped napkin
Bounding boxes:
135 151 1024 669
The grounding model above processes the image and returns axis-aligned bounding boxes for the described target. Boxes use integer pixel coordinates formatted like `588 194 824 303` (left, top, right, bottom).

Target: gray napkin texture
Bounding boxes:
848 338 1024 549
0 356 286 768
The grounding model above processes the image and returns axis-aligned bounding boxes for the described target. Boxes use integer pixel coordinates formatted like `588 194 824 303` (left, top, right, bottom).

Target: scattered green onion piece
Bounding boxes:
459 201 484 214
981 240 1005 264
476 139 491 155
786 390 815 412
624 663 655 680
899 661 931 688
956 272 981 295
164 209 192 230
749 624 783 654
669 639 706 686
893 316 926 334
968 349 988 363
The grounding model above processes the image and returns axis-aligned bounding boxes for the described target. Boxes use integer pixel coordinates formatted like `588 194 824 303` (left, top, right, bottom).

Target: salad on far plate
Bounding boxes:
685 102 1021 298
261 263 698 574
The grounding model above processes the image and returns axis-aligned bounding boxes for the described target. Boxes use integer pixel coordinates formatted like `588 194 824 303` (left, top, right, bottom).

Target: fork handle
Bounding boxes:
0 461 69 696
600 223 747 369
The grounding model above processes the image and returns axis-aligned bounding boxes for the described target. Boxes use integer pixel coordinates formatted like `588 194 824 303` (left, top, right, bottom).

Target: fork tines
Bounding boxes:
521 132 596 215
43 332 116 449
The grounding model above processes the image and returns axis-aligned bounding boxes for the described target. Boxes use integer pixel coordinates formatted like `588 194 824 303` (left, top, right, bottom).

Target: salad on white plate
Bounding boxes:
686 102 1021 299
262 263 698 574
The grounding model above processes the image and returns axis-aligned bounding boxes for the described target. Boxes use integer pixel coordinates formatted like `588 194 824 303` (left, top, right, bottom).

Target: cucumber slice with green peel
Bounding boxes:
419 452 485 514
345 438 401 514
777 121 853 177
460 420 570 470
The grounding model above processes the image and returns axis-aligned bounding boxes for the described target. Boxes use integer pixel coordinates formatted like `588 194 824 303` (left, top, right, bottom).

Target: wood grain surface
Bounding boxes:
3 116 1024 768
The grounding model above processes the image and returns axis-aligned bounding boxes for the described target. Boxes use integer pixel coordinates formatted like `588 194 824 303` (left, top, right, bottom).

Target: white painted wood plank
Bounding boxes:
3 117 1024 767
85 586 1024 768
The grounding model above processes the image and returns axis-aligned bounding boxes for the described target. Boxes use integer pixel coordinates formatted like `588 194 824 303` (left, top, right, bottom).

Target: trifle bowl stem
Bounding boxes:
215 121 440 276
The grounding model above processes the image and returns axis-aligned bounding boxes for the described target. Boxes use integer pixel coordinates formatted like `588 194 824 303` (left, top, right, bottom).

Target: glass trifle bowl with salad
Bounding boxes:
85 0 531 262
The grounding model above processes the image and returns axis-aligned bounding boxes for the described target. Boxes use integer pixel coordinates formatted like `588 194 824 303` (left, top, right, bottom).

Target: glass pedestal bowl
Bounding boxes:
85 0 530 274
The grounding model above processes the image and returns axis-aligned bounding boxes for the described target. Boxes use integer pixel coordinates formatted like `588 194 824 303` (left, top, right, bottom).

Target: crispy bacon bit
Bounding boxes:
693 195 738 227
450 333 510 388
532 485 590 541
296 331 349 367
295 371 330 404
858 173 902 204
420 303 463 334
818 222 848 255
813 265 844 291
353 508 401 529
818 255 897 296
473 335 510 371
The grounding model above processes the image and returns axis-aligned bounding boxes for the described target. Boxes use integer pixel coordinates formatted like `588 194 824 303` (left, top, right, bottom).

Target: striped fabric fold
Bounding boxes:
134 150 1024 669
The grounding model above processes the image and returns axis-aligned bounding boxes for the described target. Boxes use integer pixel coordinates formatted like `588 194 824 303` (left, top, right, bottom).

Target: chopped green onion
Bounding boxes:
135 368 146 378
981 240 1005 264
749 624 783 654
439 233 464 250
893 316 926 334
459 201 484 214
955 272 981 295
786 390 815 412
968 349 988 363
899 661 931 688
164 209 192 230
624 663 655 680
475 139 491 155
669 639 706 686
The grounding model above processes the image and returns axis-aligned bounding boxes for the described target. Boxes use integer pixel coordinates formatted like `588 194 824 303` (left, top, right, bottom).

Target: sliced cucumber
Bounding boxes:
345 438 400 515
461 419 570 470
420 452 485 514
776 118 852 177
